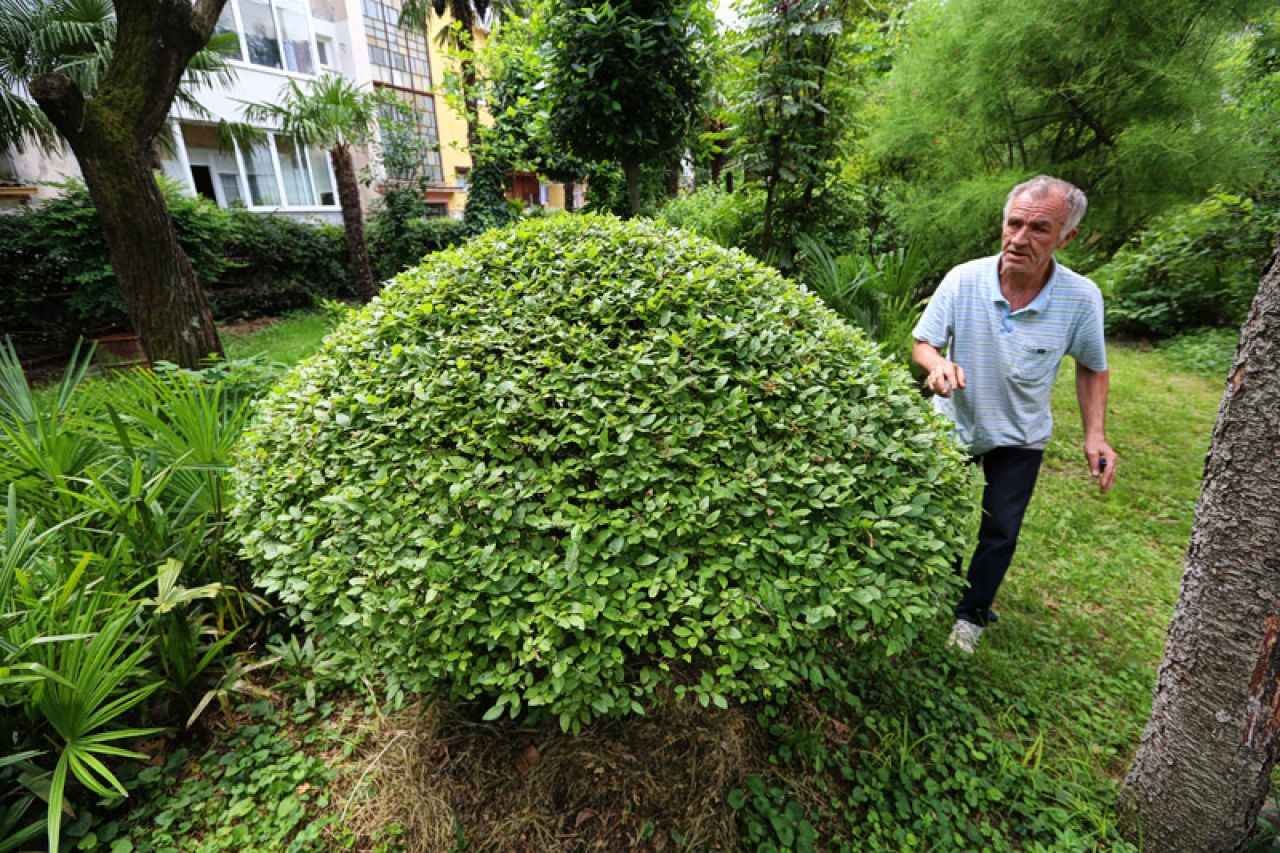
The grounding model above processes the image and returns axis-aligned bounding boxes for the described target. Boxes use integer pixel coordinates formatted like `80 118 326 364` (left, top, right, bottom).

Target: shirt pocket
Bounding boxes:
1009 337 1063 386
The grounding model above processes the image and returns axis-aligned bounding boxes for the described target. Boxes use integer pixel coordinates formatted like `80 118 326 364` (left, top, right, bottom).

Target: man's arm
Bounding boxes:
913 341 966 398
1076 361 1116 492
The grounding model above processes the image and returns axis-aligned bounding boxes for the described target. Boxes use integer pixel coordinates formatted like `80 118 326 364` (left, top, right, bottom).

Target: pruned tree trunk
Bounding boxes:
30 0 227 368
331 143 377 302
1119 238 1280 850
623 161 641 218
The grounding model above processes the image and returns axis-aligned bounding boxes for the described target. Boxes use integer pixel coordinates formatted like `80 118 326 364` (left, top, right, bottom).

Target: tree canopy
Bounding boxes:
545 0 711 214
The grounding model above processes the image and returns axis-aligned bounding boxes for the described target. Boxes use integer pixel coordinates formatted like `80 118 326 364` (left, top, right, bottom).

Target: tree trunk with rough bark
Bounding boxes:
331 144 377 303
1119 237 1280 850
29 0 226 368
623 161 641 218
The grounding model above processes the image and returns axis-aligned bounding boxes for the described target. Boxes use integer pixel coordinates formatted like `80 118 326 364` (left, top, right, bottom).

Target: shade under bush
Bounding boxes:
231 215 975 730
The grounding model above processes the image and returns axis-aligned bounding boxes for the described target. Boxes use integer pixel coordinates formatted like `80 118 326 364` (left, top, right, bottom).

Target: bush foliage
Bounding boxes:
366 183 469 281
0 180 352 358
232 215 976 730
1098 191 1278 338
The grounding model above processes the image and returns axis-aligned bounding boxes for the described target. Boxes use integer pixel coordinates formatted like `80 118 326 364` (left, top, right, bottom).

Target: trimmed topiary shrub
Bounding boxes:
231 215 976 730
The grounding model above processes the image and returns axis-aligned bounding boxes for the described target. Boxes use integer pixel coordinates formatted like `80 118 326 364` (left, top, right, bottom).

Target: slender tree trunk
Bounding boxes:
1119 238 1280 850
331 143 377 302
28 0 228 368
564 181 575 212
725 169 734 194
665 161 680 198
623 161 641 218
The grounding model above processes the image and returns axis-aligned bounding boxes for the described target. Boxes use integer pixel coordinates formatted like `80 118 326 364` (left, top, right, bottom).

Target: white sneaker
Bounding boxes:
947 619 983 654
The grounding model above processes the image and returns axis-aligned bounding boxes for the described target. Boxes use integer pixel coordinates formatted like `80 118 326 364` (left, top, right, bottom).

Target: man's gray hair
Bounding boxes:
1004 175 1088 239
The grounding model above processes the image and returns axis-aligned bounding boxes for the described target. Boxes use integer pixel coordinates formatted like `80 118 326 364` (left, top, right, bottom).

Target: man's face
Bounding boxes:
1000 191 1075 281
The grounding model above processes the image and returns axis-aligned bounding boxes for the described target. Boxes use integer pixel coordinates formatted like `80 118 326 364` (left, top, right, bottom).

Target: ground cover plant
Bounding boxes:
231 215 978 732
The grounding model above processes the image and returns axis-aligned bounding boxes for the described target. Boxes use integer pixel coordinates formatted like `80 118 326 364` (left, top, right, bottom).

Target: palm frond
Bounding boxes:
0 87 61 153
183 31 239 92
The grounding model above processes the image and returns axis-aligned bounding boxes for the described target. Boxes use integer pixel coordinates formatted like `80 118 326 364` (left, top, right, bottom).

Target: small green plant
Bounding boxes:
266 634 342 709
232 215 977 732
118 699 357 851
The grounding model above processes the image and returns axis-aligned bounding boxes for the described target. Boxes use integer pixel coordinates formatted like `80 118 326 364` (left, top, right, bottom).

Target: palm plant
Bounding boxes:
795 235 928 364
233 75 390 302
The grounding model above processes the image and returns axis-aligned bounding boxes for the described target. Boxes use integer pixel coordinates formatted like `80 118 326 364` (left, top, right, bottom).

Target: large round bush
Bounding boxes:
232 215 975 729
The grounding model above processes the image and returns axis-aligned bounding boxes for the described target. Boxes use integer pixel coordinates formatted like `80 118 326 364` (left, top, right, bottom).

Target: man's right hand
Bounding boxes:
926 360 966 398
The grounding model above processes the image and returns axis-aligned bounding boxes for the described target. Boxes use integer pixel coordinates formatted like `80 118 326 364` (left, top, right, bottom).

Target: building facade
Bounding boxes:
3 0 500 220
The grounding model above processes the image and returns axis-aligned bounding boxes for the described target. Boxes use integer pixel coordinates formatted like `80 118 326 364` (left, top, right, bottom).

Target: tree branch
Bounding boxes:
191 0 230 37
28 72 87 145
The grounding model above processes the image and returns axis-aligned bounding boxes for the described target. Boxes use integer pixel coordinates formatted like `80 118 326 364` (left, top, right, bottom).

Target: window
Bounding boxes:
221 0 318 74
242 140 282 206
376 89 444 183
214 4 244 61
316 37 333 69
362 0 433 92
275 0 315 74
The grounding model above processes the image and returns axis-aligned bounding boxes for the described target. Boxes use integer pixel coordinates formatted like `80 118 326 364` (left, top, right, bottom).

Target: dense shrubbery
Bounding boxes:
656 184 766 254
0 180 352 358
213 209 351 320
232 215 976 730
656 182 867 265
1098 192 1278 338
366 183 469 281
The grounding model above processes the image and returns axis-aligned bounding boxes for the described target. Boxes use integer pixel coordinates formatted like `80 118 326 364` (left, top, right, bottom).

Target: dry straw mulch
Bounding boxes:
338 695 766 851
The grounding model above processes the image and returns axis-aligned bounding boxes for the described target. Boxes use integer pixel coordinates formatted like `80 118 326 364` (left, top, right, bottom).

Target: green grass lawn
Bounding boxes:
221 310 339 366
974 344 1223 834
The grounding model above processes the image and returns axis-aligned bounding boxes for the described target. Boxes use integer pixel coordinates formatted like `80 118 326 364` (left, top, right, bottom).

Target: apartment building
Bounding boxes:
3 0 510 220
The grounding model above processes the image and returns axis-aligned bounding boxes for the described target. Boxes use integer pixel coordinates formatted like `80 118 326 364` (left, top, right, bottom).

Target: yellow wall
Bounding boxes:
426 14 489 215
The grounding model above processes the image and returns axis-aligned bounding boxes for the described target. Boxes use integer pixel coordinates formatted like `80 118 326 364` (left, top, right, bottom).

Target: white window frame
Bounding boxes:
166 121 339 213
223 0 321 78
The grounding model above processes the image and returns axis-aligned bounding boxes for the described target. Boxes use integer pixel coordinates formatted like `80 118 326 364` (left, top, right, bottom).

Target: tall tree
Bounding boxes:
545 0 709 216
732 0 859 258
236 75 387 303
868 0 1271 270
7 0 231 367
1118 238 1280 850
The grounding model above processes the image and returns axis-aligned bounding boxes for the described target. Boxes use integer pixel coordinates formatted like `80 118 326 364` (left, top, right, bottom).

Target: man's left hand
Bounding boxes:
1084 439 1117 493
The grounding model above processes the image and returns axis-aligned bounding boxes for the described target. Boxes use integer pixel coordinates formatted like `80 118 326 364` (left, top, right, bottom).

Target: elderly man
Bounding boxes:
912 175 1117 654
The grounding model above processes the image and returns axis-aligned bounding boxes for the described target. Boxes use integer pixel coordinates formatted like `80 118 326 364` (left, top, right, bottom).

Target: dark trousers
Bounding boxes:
955 447 1044 626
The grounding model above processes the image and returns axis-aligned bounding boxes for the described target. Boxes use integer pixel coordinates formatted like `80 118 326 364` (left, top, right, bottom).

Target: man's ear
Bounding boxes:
1058 227 1078 250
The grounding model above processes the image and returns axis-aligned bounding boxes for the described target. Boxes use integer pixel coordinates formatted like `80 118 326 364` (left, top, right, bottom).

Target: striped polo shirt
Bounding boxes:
912 254 1107 456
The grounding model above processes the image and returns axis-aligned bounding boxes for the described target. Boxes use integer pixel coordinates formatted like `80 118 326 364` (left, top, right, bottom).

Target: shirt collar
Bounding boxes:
990 255 1058 314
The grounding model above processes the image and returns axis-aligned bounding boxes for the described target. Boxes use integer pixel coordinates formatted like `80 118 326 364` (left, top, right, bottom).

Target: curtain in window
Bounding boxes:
241 0 282 68
276 137 316 206
243 141 281 206
308 148 336 206
275 0 315 74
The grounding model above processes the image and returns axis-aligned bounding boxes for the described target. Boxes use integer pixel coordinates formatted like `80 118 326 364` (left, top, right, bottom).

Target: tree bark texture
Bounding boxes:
1119 238 1280 850
331 144 377 303
29 0 227 368
623 161 641 218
